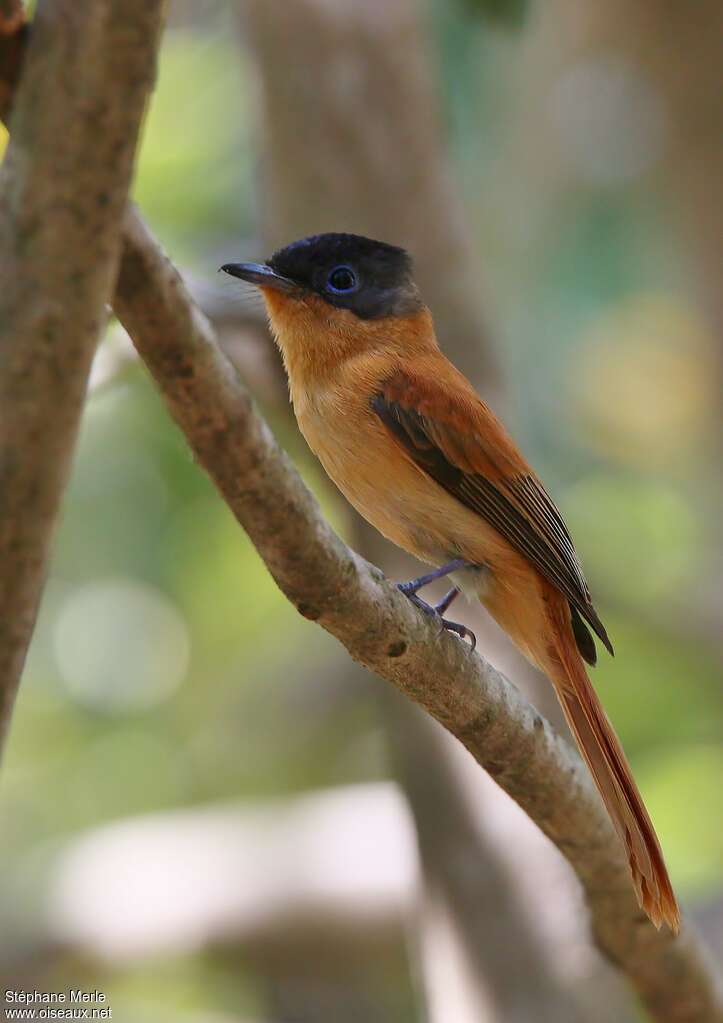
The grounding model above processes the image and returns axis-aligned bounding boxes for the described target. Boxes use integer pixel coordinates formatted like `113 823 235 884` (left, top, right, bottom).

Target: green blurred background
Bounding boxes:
1 1 721 1020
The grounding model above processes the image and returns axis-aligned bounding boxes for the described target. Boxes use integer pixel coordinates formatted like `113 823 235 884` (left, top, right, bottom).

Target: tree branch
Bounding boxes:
112 205 723 1023
0 3 26 119
0 0 23 33
0 0 165 747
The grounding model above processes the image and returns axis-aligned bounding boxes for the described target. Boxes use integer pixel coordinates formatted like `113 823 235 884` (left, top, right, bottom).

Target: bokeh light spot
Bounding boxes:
54 579 190 713
573 293 716 468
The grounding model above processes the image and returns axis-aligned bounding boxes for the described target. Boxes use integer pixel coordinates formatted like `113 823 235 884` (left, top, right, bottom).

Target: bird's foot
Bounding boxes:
399 588 476 650
397 558 468 599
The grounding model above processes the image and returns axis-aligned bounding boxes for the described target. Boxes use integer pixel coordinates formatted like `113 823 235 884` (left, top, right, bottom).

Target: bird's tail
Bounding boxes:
545 599 680 933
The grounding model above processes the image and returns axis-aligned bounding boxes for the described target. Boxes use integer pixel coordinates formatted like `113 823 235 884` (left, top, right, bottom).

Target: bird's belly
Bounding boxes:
298 405 505 591
315 429 443 558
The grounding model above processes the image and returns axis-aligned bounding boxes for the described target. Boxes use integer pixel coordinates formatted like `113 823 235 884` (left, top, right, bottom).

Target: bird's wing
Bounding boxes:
372 369 612 660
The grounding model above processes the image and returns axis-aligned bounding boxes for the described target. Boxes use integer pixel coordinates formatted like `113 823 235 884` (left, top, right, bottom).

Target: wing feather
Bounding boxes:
372 375 612 659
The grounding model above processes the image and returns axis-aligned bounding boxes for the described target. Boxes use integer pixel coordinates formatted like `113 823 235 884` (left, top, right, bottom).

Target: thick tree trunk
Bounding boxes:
0 0 165 752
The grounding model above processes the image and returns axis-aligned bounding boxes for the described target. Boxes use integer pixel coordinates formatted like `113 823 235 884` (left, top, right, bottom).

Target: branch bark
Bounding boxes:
0 0 22 32
0 6 26 117
0 1 165 749
111 205 723 1023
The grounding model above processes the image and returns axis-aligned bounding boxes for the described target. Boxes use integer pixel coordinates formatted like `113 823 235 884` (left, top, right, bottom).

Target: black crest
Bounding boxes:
268 233 422 320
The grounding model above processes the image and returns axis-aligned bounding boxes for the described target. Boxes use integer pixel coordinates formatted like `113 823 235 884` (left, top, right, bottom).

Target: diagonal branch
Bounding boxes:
0 1 165 747
112 206 723 1023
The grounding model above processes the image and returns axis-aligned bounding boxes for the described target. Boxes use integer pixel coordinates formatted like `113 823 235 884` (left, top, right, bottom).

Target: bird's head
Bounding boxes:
221 233 432 380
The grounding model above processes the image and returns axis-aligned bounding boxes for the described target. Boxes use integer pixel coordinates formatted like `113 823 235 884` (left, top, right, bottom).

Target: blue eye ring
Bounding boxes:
326 265 357 294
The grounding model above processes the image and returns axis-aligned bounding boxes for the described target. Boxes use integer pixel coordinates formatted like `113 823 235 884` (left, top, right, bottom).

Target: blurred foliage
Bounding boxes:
133 25 253 263
455 0 529 29
1 1 721 1018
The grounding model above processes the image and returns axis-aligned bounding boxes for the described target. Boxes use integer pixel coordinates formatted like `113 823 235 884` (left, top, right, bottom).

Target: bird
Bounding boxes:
221 232 680 933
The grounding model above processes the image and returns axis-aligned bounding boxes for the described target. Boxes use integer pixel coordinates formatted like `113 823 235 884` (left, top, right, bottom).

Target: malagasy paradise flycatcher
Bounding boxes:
222 233 680 932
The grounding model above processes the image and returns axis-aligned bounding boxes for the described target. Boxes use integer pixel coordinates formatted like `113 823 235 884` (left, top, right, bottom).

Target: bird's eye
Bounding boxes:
326 265 357 294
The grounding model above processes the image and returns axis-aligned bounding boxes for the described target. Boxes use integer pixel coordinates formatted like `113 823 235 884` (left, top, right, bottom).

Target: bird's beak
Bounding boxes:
220 262 300 294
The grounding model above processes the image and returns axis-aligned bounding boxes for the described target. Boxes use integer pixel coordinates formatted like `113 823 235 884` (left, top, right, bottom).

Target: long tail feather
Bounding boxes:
547 602 680 932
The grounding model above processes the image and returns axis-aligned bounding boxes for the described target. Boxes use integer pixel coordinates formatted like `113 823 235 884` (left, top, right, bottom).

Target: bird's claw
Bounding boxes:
399 588 476 650
439 618 477 650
